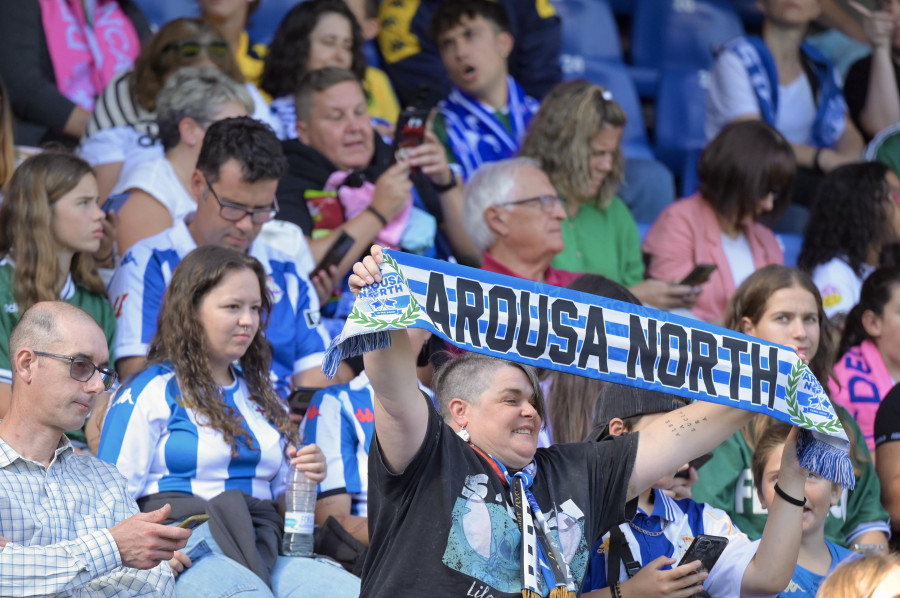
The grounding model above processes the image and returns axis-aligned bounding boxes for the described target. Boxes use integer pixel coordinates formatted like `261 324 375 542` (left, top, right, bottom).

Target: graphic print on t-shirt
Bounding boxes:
441 473 588 594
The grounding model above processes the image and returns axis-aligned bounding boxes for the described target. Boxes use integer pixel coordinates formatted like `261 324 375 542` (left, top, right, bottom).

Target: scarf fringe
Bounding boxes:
323 330 390 379
797 429 856 490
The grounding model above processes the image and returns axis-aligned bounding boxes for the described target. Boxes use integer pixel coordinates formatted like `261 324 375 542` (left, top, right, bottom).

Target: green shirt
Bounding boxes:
691 406 889 546
0 260 116 444
551 199 645 287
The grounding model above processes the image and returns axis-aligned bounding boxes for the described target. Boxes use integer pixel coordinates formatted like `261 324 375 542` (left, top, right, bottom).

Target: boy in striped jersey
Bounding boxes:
582 384 807 598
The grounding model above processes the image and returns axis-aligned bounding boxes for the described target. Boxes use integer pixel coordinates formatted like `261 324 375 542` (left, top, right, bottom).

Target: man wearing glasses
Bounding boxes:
109 117 333 396
0 301 189 595
462 157 581 287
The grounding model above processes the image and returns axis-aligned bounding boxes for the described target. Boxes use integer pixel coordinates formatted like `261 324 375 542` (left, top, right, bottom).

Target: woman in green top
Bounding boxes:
0 152 116 446
518 79 698 311
691 264 890 551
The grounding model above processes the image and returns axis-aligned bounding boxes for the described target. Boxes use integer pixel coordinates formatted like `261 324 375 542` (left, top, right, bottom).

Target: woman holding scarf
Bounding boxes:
348 245 760 598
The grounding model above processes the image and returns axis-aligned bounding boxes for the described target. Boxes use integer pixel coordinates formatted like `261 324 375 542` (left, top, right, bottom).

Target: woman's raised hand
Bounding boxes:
349 245 384 297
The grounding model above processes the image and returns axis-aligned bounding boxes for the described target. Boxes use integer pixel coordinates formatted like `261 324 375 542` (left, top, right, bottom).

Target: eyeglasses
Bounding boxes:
204 176 279 224
499 194 564 213
162 39 230 61
33 351 117 390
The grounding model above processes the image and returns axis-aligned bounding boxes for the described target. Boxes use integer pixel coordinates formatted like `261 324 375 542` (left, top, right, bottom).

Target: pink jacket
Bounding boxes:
642 194 783 323
830 339 893 452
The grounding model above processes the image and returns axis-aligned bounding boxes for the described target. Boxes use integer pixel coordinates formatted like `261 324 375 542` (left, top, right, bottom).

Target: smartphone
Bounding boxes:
678 264 717 287
312 231 355 276
287 386 321 418
101 192 131 215
677 534 729 573
176 514 210 529
391 107 430 171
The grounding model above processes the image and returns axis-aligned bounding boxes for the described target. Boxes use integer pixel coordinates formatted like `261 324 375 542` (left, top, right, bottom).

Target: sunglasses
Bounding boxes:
162 39 230 61
204 175 279 224
33 351 117 391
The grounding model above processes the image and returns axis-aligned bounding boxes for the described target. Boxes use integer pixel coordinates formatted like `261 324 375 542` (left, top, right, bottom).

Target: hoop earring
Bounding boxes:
457 426 470 442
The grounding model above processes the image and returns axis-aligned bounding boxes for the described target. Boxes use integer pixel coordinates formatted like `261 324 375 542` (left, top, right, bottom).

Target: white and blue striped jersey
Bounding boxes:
299 372 377 517
584 488 756 596
107 217 330 397
97 362 291 502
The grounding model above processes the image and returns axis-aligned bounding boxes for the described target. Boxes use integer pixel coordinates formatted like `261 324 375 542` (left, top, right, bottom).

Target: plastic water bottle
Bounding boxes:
283 467 317 556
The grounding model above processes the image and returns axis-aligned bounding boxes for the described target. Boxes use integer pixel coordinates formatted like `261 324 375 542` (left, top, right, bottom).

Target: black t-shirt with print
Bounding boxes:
361 393 638 597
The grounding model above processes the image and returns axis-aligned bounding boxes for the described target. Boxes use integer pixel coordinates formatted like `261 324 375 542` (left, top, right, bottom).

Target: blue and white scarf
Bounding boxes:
323 251 855 489
438 76 539 180
725 35 846 148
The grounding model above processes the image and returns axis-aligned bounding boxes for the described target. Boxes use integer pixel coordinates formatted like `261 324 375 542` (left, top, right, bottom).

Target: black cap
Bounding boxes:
588 383 688 442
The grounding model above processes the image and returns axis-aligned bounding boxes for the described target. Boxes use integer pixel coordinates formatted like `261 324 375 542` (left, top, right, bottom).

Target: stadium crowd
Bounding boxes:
4 0 900 596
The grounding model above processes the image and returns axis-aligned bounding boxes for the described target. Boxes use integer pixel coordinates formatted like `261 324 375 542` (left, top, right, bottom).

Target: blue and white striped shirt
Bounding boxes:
107 217 330 398
300 372 377 517
0 434 175 596
97 363 291 502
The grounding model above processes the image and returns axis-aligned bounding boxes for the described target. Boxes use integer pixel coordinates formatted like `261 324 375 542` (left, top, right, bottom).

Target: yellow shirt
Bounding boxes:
364 66 400 126
235 31 267 95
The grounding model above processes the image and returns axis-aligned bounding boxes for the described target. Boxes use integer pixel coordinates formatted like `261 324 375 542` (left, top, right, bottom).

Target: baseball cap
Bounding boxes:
588 383 688 442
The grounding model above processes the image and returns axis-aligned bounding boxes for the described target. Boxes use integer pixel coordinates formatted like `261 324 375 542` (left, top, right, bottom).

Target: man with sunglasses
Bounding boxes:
109 117 334 396
0 301 188 596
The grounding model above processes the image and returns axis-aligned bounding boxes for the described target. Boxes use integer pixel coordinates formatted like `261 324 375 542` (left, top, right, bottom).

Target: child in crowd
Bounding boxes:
752 422 857 596
581 384 804 597
430 0 539 180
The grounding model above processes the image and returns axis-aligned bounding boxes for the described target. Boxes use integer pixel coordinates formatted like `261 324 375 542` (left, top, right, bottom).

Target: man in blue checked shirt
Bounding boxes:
0 301 189 596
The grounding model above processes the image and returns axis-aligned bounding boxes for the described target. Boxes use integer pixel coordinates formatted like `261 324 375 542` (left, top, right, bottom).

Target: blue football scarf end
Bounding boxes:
323 330 390 380
796 428 856 490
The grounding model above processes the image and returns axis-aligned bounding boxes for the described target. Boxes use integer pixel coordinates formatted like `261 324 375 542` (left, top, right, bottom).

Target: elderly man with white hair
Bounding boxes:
462 157 580 286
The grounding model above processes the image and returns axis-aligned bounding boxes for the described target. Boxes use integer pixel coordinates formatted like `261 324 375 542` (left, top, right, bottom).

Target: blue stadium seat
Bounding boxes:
247 0 305 45
777 233 803 268
133 0 198 29
552 0 623 62
562 58 654 161
654 68 710 196
608 0 637 15
630 0 744 96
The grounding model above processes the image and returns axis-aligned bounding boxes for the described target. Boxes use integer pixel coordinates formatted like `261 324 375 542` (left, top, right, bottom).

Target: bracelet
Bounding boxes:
365 205 388 226
432 170 457 193
774 482 806 507
611 581 624 598
813 147 824 173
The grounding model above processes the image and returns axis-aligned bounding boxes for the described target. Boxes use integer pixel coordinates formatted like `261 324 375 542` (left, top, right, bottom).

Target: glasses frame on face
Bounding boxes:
498 194 564 213
33 351 117 391
161 38 231 61
203 175 279 224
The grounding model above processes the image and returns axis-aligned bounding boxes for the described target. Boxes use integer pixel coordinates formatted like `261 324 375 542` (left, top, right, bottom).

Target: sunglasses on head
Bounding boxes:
162 39 230 61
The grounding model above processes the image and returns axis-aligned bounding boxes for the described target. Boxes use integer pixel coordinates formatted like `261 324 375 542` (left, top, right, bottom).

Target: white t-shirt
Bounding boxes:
721 230 755 289
706 50 830 145
812 257 873 318
112 156 196 223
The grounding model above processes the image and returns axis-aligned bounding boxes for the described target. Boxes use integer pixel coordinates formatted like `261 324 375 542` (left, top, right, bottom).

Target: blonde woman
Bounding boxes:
518 79 697 310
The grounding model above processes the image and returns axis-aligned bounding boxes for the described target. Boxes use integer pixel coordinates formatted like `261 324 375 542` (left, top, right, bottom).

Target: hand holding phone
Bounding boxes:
391 108 430 171
312 231 355 278
678 264 717 287
677 534 729 573
176 514 210 529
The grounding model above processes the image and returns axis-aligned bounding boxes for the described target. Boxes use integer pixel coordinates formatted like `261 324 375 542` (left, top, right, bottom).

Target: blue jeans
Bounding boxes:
175 522 361 598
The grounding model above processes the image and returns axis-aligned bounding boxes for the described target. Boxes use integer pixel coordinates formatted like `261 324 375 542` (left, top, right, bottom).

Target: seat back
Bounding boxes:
631 0 744 71
133 0 198 28
247 0 306 45
553 0 622 62
655 68 710 195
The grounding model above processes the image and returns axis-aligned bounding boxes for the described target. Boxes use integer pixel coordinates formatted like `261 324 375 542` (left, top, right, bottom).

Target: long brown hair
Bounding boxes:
147 245 299 453
726 265 865 473
0 152 104 312
519 79 626 209
0 75 14 190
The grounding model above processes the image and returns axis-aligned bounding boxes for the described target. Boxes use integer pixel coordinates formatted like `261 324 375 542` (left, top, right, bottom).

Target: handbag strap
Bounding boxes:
607 526 642 585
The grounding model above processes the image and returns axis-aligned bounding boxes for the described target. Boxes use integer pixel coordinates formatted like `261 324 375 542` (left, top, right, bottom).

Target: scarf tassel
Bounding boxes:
796 429 856 490
322 331 390 379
